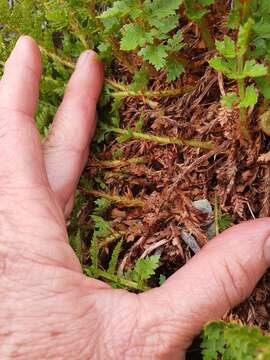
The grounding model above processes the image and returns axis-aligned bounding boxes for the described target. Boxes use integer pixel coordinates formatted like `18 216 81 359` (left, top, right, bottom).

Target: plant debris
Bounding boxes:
1 0 270 341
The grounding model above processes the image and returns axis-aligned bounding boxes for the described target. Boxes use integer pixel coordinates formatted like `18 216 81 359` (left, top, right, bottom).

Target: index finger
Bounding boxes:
0 36 47 187
1 35 42 116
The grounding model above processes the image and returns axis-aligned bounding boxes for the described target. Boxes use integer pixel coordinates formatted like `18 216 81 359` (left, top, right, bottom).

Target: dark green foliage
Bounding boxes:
218 213 233 232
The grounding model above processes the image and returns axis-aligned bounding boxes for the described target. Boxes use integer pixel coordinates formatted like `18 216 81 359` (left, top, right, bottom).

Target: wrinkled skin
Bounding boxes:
0 36 269 359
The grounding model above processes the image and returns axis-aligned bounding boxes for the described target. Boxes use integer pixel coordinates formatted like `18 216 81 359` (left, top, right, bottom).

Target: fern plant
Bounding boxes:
85 238 161 292
98 0 217 81
209 0 270 137
202 321 270 360
98 0 185 81
1 1 270 357
83 197 160 291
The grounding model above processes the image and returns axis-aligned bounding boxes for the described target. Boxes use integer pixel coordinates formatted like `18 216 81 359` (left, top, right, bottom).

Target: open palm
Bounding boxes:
1 36 269 359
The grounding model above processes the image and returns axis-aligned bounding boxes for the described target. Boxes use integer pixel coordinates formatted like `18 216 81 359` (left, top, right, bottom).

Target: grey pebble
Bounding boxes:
180 199 215 253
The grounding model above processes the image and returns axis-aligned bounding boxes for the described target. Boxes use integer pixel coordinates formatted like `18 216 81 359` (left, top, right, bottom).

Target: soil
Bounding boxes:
75 2 270 336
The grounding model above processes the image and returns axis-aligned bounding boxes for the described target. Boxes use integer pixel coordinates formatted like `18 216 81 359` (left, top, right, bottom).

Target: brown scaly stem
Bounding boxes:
102 171 126 179
237 55 248 137
68 10 89 49
241 0 251 22
196 17 215 50
98 231 127 249
95 269 148 292
89 0 97 16
214 193 220 236
39 46 76 69
107 79 194 99
109 127 215 150
232 0 246 23
83 189 145 207
91 157 145 168
236 16 253 139
111 88 194 99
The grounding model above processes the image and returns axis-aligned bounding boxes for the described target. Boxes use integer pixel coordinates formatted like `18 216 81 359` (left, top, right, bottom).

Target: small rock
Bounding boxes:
181 229 201 254
180 199 215 253
153 247 164 257
205 222 216 240
193 199 213 216
193 199 216 240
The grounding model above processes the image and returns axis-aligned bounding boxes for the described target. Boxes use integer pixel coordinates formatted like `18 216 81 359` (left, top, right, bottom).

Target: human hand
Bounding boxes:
1 36 269 359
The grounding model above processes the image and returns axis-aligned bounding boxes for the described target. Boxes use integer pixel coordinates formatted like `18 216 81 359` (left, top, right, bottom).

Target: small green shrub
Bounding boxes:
209 0 270 137
99 0 185 80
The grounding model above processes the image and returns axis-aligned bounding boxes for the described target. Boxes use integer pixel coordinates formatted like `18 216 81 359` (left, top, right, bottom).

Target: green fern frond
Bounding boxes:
202 321 270 360
108 241 122 275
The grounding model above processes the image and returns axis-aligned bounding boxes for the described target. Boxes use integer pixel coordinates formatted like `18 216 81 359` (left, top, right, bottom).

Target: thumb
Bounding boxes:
140 218 270 356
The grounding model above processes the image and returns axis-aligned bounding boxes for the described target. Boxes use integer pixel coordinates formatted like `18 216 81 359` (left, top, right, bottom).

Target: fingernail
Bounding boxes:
76 50 98 68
